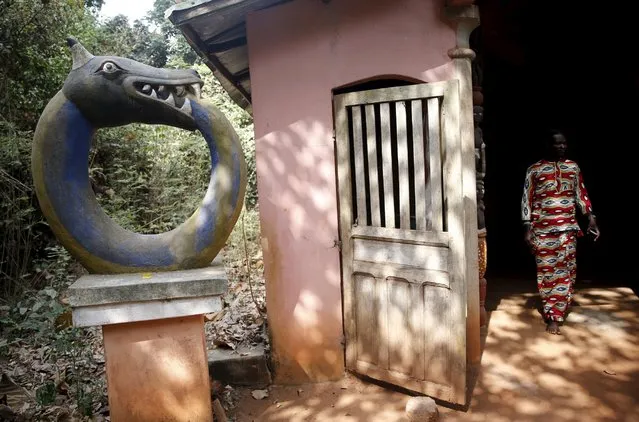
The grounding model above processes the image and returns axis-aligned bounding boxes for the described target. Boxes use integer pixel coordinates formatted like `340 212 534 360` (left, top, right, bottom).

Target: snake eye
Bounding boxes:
100 61 119 73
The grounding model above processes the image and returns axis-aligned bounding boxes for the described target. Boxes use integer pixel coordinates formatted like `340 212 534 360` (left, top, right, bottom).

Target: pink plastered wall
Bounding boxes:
247 0 456 383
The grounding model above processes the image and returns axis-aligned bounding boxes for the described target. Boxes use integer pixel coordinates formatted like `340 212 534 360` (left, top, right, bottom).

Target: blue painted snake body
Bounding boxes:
32 38 246 274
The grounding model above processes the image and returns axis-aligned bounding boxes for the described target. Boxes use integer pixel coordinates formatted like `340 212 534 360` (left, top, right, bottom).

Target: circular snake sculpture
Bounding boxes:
32 38 247 274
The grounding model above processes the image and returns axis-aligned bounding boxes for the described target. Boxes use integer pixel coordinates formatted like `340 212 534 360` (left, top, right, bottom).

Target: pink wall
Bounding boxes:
247 0 457 383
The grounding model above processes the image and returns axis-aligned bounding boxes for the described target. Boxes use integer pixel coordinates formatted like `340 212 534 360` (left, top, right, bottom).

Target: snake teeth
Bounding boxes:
165 92 175 107
137 83 199 111
180 98 192 115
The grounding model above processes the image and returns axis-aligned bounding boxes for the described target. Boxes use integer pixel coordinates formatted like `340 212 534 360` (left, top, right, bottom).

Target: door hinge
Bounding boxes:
333 239 342 251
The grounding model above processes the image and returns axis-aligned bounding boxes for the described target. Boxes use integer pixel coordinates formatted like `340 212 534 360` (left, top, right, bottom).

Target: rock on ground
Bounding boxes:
405 396 439 421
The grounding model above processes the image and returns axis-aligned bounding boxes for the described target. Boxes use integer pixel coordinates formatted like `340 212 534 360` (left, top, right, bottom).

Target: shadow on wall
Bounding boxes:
254 77 432 384
247 65 639 418
256 116 345 382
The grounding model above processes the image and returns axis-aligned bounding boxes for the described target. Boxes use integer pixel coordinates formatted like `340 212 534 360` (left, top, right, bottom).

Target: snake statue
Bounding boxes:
32 38 247 274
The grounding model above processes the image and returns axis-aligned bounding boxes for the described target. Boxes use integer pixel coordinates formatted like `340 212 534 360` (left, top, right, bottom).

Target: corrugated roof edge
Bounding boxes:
167 1 252 113
167 0 292 114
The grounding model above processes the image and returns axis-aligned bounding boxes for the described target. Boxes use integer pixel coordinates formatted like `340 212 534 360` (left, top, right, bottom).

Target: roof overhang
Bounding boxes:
167 0 294 114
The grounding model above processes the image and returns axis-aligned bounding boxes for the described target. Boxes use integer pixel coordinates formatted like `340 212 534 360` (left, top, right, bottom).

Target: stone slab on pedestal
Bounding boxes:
68 263 226 327
67 262 227 422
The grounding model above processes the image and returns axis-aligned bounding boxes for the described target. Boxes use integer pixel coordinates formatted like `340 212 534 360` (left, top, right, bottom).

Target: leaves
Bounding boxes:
35 381 56 406
0 0 90 128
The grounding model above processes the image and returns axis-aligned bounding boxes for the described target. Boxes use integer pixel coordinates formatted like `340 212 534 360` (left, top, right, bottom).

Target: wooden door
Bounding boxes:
334 81 472 405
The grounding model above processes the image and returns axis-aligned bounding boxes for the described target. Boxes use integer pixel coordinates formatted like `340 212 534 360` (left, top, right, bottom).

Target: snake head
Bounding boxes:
62 37 203 130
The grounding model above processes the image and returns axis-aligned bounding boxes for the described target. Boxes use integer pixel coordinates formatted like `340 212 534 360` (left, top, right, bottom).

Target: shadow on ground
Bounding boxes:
229 278 639 421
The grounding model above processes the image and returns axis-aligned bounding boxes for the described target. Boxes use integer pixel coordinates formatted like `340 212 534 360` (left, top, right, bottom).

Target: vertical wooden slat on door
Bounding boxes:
427 97 443 231
380 103 394 229
334 94 357 368
365 105 381 227
395 102 410 229
351 106 367 226
411 100 427 231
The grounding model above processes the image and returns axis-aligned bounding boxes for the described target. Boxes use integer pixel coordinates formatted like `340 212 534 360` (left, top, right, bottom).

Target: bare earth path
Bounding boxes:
229 286 639 422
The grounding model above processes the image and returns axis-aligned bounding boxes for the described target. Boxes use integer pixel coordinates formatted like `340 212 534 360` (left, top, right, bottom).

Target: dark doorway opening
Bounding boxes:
475 2 638 288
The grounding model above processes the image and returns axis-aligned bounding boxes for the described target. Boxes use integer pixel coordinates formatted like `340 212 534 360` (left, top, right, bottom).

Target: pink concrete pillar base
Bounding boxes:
103 315 212 422
68 265 226 421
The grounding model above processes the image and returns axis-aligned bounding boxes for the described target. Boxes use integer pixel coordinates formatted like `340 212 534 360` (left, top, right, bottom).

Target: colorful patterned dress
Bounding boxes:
521 159 593 321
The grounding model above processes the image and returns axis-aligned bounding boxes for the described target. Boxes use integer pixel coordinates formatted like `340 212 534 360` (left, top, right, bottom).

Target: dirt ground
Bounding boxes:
227 286 639 422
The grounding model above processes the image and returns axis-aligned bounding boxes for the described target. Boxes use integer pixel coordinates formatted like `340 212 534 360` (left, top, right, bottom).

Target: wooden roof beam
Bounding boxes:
232 68 250 81
205 36 248 52
180 24 252 104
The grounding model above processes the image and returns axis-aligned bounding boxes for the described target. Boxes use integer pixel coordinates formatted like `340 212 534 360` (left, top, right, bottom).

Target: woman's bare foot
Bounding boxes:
546 321 561 335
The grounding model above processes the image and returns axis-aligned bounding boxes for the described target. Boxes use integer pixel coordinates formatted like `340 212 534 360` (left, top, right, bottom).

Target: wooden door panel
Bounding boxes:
353 238 449 273
353 261 449 288
354 273 379 366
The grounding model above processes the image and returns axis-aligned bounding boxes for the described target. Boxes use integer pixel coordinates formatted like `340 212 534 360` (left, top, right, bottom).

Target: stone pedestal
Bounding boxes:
68 264 227 422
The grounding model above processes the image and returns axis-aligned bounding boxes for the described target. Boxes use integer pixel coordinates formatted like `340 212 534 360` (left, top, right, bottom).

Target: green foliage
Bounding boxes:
84 0 104 11
92 0 201 68
36 381 56 405
147 0 199 65
93 14 169 67
0 121 45 296
0 0 94 128
1 245 76 341
148 0 179 38
193 63 258 209
1 244 105 415
225 207 262 266
89 124 210 233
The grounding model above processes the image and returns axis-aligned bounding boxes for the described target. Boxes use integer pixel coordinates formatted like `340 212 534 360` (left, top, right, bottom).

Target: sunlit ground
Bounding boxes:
231 284 639 422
